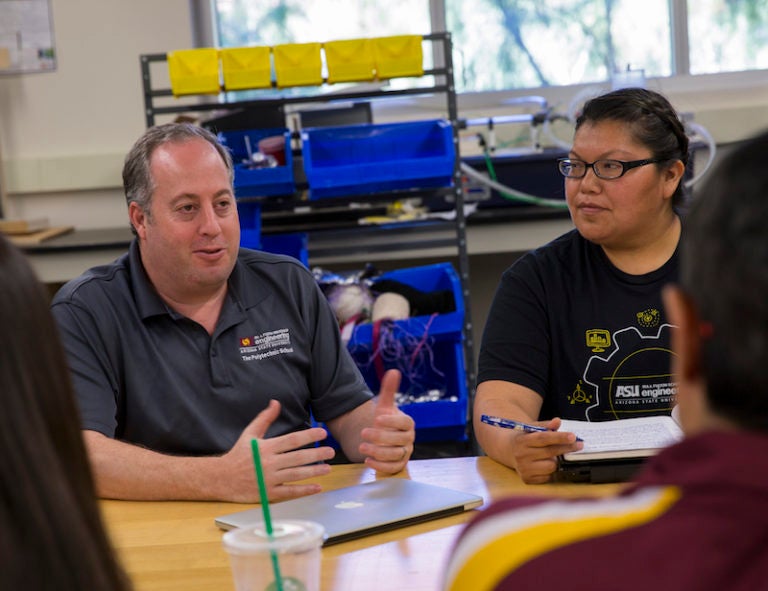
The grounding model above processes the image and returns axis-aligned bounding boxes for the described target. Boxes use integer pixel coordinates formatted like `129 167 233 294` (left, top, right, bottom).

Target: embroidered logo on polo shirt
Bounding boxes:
239 328 294 362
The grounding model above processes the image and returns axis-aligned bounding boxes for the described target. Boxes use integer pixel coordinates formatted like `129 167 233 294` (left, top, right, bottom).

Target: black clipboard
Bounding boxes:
554 455 648 483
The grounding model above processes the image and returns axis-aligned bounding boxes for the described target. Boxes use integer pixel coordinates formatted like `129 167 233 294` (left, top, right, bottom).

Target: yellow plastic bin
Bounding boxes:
324 38 375 84
167 48 221 96
273 42 323 87
373 35 423 79
220 46 272 90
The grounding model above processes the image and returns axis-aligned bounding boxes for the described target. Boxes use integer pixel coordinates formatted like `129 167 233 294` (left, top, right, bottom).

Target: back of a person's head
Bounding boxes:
0 235 130 589
681 129 768 431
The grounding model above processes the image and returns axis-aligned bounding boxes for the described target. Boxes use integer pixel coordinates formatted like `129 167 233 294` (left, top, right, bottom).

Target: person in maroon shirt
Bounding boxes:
444 127 768 591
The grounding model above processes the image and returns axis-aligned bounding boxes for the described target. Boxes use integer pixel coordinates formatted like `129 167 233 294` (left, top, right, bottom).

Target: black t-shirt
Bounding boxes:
478 229 678 421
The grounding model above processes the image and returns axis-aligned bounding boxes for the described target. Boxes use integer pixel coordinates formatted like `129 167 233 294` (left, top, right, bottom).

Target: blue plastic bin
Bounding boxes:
349 262 464 341
237 201 261 250
301 119 455 199
218 128 296 198
346 263 468 442
260 232 309 266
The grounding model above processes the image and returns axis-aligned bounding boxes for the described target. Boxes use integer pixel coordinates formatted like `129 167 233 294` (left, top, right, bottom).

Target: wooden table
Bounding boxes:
102 456 620 591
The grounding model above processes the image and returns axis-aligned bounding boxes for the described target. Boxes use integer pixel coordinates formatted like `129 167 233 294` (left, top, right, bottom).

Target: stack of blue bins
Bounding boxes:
346 262 468 443
218 128 296 250
218 127 296 199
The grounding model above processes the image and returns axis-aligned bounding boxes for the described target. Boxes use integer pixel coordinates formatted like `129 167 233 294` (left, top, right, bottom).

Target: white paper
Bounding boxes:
560 415 683 460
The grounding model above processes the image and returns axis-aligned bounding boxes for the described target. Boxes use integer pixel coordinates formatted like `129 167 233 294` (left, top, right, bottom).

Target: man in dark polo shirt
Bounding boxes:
51 123 415 503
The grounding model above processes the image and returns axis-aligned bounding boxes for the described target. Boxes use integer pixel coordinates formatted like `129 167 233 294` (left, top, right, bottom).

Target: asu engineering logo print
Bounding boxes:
581 324 677 421
238 328 294 362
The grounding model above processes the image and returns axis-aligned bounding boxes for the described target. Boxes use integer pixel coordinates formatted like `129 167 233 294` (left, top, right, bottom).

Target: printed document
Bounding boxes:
560 415 683 461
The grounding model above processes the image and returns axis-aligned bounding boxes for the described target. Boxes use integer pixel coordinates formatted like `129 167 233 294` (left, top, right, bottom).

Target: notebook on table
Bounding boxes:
215 478 484 546
554 415 683 483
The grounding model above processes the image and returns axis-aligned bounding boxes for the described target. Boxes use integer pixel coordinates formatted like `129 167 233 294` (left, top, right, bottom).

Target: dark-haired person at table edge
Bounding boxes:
51 122 415 503
0 234 132 590
474 88 688 483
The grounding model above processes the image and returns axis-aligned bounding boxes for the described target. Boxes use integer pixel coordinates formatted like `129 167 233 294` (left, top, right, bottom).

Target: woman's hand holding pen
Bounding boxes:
507 417 583 484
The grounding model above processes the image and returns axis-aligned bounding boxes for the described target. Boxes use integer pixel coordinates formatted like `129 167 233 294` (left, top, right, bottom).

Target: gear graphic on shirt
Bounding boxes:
583 325 677 421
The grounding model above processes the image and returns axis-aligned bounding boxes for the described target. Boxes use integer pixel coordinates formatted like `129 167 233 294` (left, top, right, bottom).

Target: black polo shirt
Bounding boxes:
51 240 371 455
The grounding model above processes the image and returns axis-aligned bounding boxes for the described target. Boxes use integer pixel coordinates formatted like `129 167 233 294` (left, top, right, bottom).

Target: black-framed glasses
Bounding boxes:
557 157 665 180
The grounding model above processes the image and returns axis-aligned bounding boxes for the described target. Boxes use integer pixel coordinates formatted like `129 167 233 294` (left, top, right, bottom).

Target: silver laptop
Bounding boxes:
215 478 483 546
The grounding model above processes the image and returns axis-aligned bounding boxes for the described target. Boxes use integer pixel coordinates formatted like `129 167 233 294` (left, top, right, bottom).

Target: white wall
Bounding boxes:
0 0 193 227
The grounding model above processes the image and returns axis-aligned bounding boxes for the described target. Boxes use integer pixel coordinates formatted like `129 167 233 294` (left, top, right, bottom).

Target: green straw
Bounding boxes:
251 438 284 591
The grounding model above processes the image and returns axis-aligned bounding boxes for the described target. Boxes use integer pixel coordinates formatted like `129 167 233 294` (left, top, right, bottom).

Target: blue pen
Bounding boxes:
480 414 583 441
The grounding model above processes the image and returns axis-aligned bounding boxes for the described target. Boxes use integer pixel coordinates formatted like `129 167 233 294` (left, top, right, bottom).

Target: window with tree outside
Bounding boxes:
208 0 768 94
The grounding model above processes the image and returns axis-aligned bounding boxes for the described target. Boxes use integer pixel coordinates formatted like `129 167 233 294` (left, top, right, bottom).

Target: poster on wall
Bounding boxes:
0 0 56 74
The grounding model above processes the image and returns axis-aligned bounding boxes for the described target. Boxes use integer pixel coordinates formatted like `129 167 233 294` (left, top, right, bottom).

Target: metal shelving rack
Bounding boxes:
139 31 477 446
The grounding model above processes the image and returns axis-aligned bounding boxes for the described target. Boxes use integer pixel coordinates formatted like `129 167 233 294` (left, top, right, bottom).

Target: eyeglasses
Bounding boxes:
557 157 665 180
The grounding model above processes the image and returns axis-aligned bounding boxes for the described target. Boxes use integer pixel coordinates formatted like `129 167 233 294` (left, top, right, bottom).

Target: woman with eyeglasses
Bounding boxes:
474 87 688 484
